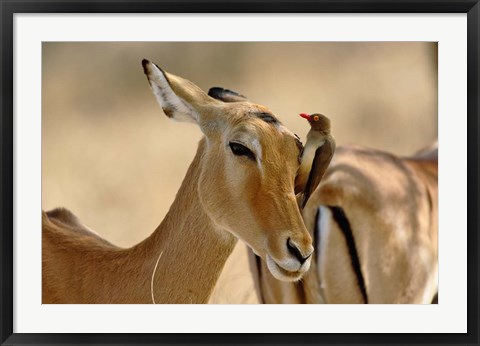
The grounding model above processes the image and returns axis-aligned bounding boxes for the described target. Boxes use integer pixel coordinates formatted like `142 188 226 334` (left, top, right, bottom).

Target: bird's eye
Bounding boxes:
313 115 319 121
229 142 256 161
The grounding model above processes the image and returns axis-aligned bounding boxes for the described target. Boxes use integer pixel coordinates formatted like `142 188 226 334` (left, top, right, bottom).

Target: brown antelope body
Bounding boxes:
250 142 438 304
42 60 314 304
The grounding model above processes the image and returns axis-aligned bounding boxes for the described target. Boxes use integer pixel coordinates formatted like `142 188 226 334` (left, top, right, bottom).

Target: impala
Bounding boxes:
249 141 438 304
42 60 315 304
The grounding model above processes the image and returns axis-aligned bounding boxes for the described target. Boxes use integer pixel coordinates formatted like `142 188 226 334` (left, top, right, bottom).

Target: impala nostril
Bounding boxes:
286 238 312 264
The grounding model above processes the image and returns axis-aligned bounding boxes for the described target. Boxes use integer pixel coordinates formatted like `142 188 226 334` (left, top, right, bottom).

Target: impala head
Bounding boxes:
143 59 313 281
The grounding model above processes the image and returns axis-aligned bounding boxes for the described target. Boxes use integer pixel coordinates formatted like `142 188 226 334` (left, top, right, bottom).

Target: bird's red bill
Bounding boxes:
299 113 311 120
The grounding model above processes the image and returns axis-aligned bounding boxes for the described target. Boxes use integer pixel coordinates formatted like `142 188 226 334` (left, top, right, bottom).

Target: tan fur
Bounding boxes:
43 63 313 304
250 143 438 304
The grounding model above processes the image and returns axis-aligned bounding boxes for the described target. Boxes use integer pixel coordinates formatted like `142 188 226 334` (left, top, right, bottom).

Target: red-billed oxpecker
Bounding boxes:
295 113 336 209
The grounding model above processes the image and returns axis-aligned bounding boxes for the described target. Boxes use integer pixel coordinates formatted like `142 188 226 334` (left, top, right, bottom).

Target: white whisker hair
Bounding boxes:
151 251 164 304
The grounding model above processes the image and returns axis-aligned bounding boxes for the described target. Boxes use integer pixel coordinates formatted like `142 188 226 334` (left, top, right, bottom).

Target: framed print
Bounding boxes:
1 1 479 345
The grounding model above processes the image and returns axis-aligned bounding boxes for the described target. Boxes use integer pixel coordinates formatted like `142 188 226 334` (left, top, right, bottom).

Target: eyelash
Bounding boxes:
228 142 256 161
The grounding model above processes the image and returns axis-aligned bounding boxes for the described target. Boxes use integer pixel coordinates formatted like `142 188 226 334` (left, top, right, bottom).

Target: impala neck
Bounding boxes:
135 138 237 303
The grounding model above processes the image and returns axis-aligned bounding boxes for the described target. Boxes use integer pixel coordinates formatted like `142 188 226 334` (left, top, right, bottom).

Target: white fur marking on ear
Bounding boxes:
147 65 199 124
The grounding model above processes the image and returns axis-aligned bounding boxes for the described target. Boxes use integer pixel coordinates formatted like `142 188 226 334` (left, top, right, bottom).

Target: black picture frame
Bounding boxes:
1 1 478 345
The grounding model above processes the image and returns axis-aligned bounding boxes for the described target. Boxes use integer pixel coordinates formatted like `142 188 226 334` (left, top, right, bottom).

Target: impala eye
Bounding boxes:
229 142 256 161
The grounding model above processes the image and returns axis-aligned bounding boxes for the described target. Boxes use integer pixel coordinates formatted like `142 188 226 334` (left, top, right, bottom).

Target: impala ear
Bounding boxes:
142 59 218 125
208 87 248 103
296 139 336 209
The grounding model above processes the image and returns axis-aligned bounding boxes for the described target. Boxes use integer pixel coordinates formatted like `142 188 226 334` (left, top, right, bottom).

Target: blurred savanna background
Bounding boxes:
42 42 437 303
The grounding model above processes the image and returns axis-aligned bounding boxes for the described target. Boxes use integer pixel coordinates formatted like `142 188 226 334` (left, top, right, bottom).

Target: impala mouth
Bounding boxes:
266 254 310 282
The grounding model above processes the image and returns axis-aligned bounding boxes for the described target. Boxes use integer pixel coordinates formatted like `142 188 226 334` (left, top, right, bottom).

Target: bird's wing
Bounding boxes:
301 137 336 209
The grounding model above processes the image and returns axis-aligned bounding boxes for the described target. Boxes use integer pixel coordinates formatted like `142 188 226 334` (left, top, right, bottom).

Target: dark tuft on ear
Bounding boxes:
141 59 150 74
208 87 248 103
